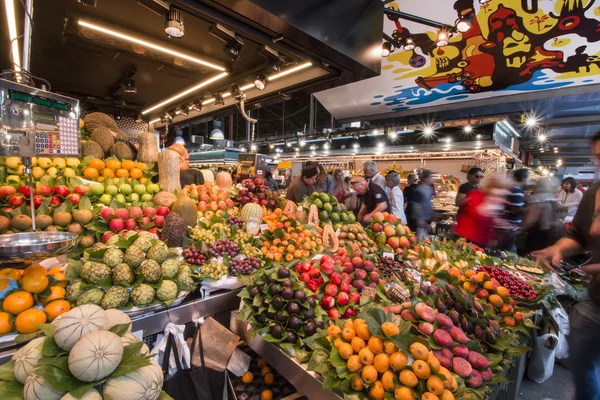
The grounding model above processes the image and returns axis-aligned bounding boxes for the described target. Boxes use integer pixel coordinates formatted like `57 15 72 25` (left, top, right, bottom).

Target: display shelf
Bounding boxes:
230 311 343 400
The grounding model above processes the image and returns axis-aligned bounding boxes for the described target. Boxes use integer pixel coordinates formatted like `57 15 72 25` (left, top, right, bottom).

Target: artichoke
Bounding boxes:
106 235 122 247
161 259 180 280
66 281 85 302
176 270 196 291
100 285 130 309
80 262 111 285
147 243 168 264
112 263 135 286
133 237 153 253
103 248 124 268
76 288 104 306
124 245 145 268
131 284 155 307
140 260 161 284
156 280 178 302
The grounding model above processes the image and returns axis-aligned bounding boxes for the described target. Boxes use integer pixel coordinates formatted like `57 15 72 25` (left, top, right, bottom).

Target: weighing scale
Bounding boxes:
0 78 80 265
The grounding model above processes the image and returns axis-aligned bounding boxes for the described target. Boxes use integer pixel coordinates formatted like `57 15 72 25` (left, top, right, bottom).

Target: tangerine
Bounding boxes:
3 291 34 315
102 168 115 178
15 308 46 333
47 266 63 275
361 365 378 384
260 367 271 377
0 312 13 334
121 160 135 170
106 159 121 170
44 300 71 321
264 373 274 385
23 265 47 277
351 336 366 353
399 369 419 387
242 372 254 383
83 167 99 179
39 286 66 304
48 271 67 288
115 168 129 178
261 390 272 400
134 162 148 171
21 273 48 294
89 158 105 170
257 359 268 369
413 360 431 379
369 381 385 399
0 268 22 281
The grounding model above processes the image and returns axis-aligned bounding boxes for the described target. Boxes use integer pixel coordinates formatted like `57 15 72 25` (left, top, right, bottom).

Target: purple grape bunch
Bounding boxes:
182 245 207 265
229 257 261 276
209 239 239 258
228 216 244 228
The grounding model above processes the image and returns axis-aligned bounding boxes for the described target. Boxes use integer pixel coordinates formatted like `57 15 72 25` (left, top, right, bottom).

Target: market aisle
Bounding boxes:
518 364 574 400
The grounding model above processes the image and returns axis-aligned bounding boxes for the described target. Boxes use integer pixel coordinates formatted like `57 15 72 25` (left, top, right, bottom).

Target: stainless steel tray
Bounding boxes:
0 232 78 264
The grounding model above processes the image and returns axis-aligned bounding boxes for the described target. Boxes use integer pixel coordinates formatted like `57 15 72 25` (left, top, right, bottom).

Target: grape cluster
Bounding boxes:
199 260 229 280
189 226 215 243
229 257 261 276
228 216 244 228
233 229 252 243
210 223 231 236
182 245 207 265
478 265 537 300
209 239 239 258
241 242 261 258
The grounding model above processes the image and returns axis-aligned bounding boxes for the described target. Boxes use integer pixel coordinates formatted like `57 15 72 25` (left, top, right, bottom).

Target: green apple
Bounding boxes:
119 184 132 195
99 194 112 205
115 194 126 204
146 183 160 194
90 184 105 196
141 193 153 202
128 193 140 203
133 184 147 195
105 185 118 196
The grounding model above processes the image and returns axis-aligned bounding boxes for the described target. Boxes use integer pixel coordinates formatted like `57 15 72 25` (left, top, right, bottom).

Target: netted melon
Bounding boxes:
113 130 129 141
110 142 133 160
61 388 102 400
24 374 65 400
83 112 119 132
120 333 150 355
91 127 115 153
12 337 46 384
102 361 163 400
68 330 123 382
81 141 105 159
54 305 108 351
104 309 132 332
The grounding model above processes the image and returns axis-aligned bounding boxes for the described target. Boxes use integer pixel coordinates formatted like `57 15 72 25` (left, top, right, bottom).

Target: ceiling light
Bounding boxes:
224 37 244 60
423 126 434 136
389 131 397 139
553 147 559 153
557 159 562 165
165 8 184 38
372 129 381 135
377 142 384 149
455 13 473 33
175 135 185 145
476 134 481 139
175 106 188 116
299 139 306 147
381 41 392 57
187 100 202 113
268 62 312 81
141 72 227 114
353 143 360 149
525 115 538 127
213 92 225 106
269 142 274 149
464 124 473 133
254 74 268 91
149 118 160 124
310 145 316 150
446 138 452 143
5 0 21 72
285 140 292 147
239 146 246 152
240 83 254 91
403 36 415 51
78 20 225 71
538 134 547 142
436 31 449 47
250 143 257 152
121 77 137 94
210 120 224 140
323 142 330 150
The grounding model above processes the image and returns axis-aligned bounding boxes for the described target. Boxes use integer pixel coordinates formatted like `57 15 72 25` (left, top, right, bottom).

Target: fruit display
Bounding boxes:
367 212 416 255
198 259 229 280
229 256 262 276
85 177 160 207
477 266 537 301
98 203 170 241
231 177 279 210
80 157 155 183
1 156 82 185
337 223 379 255
0 305 166 400
302 192 357 228
259 222 325 263
181 182 238 220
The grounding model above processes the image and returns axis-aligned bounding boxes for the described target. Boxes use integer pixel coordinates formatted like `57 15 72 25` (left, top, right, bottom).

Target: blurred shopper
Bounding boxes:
455 167 484 215
385 171 407 224
518 177 562 253
286 165 318 203
558 177 583 222
318 164 335 194
363 160 387 191
533 131 600 400
350 176 390 225
413 169 435 241
333 169 349 203
284 170 292 187
404 174 419 231
500 169 529 252
265 171 278 193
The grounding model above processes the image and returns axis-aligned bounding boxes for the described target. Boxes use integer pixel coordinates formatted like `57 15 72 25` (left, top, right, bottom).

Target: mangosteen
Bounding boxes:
275 311 287 323
302 308 315 320
303 321 316 336
281 279 293 287
255 315 266 324
281 287 294 300
307 297 317 308
271 325 283 339
278 267 291 279
287 316 301 331
249 286 260 297
272 296 284 310
269 285 280 296
286 302 300 315
284 331 297 344
294 289 306 302
264 312 274 320
316 320 325 329
234 384 246 392
266 275 275 284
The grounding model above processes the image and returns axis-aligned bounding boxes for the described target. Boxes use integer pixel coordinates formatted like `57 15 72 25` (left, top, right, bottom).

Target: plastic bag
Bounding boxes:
151 323 191 377
549 306 570 359
527 332 558 383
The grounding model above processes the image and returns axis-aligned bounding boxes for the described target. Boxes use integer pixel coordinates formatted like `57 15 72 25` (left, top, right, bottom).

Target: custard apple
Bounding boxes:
139 231 157 241
112 263 135 286
133 237 153 253
131 284 155 307
168 248 179 258
66 281 85 302
100 285 130 310
161 259 180 279
147 243 168 264
103 248 124 268
125 231 138 240
140 260 161 284
176 270 196 291
124 245 145 268
106 234 122 247
88 242 107 253
80 262 111 285
156 280 178 302
76 288 104 306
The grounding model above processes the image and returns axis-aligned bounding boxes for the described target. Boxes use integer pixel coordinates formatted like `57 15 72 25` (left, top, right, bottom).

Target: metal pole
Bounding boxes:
22 0 34 72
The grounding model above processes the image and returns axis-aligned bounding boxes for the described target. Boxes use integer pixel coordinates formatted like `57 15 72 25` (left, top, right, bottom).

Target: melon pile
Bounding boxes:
0 305 164 400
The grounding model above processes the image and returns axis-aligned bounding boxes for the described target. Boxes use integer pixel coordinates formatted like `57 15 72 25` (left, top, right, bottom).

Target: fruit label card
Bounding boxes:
383 252 394 259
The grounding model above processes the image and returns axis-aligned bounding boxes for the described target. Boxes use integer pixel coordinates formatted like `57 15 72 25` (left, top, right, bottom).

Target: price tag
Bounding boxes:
335 228 341 236
383 252 395 259
312 254 323 261
260 224 268 232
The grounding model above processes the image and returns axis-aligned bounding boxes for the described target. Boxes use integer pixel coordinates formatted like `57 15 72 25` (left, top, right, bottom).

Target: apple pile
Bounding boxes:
182 183 238 219
368 212 416 256
99 204 170 242
86 178 160 207
0 183 88 211
233 177 278 210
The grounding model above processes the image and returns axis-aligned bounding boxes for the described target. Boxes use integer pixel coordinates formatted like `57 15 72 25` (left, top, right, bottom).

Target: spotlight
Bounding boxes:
224 37 244 60
353 142 360 149
423 126 434 136
381 42 392 57
538 134 547 142
121 77 137 94
165 8 185 38
464 124 473 133
210 120 224 140
175 106 188 116
299 139 306 147
231 83 242 98
389 131 397 140
187 100 202 113
436 31 449 47
310 145 316 150
250 143 257 152
323 142 330 150
254 74 268 91
476 134 482 139
557 159 562 165
525 115 538 127
553 147 559 153
269 142 274 149
285 140 291 147
446 137 452 143
372 129 381 135
403 36 415 51
213 93 225 106
455 13 474 33
377 142 384 149
240 146 246 152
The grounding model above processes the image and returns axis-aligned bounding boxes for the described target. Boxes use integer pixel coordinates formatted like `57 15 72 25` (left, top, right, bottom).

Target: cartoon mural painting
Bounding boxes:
314 0 600 120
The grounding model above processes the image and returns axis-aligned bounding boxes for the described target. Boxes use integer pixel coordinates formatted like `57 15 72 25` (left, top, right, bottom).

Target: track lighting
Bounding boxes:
165 8 184 38
436 31 449 47
455 13 473 33
285 140 291 147
250 143 257 152
403 36 415 51
121 77 137 94
175 106 188 116
224 37 244 60
464 124 473 133
254 74 268 91
381 42 392 57
231 83 242 98
213 93 225 106
210 120 224 140
538 134 547 142
187 100 202 113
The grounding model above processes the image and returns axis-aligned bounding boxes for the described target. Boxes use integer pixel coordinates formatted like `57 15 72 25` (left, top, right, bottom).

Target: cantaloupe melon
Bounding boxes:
200 169 214 183
12 336 46 384
102 361 163 400
104 309 132 332
24 374 65 400
120 333 150 356
240 203 263 222
54 305 108 351
68 330 123 382
60 388 102 400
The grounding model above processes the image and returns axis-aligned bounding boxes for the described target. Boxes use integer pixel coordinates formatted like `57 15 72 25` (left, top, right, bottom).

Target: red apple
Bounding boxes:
33 195 42 208
156 206 170 216
343 307 356 318
53 185 70 197
143 207 157 218
341 272 352 284
35 183 52 197
101 232 115 243
50 196 62 207
148 227 159 235
343 262 354 273
307 279 320 292
363 260 375 272
324 283 338 297
140 216 151 227
73 185 89 196
18 186 32 199
108 219 125 232
66 193 81 205
8 195 25 207
300 272 311 283
354 269 367 280
114 208 129 220
337 292 350 306
349 291 360 304
340 282 352 294
100 207 115 221
154 215 165 228
330 272 343 285
328 308 341 320
321 295 335 310
124 218 137 231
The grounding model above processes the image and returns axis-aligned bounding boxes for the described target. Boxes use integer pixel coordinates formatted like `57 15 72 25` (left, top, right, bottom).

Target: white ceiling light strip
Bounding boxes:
5 0 20 71
268 62 312 81
78 20 226 72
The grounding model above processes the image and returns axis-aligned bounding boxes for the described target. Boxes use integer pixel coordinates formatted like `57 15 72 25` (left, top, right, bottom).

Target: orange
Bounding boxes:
327 324 342 338
44 300 71 321
351 336 366 353
422 393 439 400
257 359 268 369
342 326 356 342
83 167 99 179
21 273 48 294
115 168 129 178
134 162 148 171
373 353 390 373
382 370 396 392
15 308 46 334
384 339 398 355
0 312 13 334
413 360 431 379
426 376 445 396
261 390 272 400
242 372 254 383
106 159 121 170
0 268 22 281
129 168 143 179
440 390 455 400
48 271 67 288
39 286 66 304
101 168 114 178
358 347 374 365
264 373 274 385
89 158 105 170
338 343 353 360
347 355 362 373
361 365 378 384
355 323 371 341
382 321 400 336
350 374 364 391
48 266 63 275
23 265 47 277
409 342 429 361
260 367 271 377
3 291 34 315
399 370 418 387
389 351 408 371
369 381 385 399
121 160 135 170
395 386 416 400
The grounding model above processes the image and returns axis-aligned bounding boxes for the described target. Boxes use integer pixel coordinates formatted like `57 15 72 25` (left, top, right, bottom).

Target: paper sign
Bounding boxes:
260 224 268 232
312 254 323 260
383 252 395 259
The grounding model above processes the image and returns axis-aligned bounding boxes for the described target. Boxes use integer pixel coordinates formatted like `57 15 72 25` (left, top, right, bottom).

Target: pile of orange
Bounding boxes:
82 158 149 182
260 223 324 262
0 265 71 335
326 319 458 400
